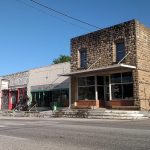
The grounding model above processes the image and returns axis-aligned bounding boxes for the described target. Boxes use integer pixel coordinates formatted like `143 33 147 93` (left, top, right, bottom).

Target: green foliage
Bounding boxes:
53 55 71 64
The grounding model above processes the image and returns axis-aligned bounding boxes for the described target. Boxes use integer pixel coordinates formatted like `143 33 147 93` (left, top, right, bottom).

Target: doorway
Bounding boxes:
97 76 110 107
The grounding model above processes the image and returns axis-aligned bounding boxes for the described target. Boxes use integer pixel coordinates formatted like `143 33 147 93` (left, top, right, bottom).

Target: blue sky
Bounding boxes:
0 0 149 75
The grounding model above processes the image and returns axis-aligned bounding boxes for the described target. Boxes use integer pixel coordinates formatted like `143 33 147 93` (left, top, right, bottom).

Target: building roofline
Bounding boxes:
71 19 138 41
29 62 70 71
0 62 70 78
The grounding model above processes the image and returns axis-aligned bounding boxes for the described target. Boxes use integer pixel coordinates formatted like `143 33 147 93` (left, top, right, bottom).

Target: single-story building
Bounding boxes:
0 71 29 110
28 62 70 110
0 63 70 110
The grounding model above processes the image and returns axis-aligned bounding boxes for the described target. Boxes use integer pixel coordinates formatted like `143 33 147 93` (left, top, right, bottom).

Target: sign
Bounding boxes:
1 80 9 90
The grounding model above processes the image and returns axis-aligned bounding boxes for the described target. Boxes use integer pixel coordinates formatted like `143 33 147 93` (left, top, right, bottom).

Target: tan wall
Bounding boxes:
136 21 150 110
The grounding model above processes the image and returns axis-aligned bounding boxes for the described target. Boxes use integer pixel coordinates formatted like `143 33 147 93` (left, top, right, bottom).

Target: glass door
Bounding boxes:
97 76 110 107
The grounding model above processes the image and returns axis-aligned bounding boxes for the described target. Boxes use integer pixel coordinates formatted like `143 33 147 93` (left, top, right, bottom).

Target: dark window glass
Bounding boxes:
123 84 133 99
116 42 125 62
78 76 94 86
78 86 95 100
51 89 69 107
111 84 122 99
105 76 109 85
52 90 61 102
61 89 69 107
122 72 133 83
43 91 51 106
35 92 40 106
98 86 104 100
78 77 86 86
97 76 104 85
80 49 87 68
87 76 95 85
111 73 121 83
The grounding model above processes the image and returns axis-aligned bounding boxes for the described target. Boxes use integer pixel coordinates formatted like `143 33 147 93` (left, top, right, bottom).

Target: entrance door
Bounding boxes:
97 76 110 107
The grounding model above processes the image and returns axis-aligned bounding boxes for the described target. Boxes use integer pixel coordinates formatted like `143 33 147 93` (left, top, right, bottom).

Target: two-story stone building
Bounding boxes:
66 19 150 110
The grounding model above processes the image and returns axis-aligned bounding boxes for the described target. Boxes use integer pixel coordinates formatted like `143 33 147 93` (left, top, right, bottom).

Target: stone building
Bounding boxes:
0 71 29 110
66 19 150 110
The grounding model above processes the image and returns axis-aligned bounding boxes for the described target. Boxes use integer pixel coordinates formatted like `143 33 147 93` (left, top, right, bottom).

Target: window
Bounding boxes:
52 89 69 107
31 91 51 107
78 87 95 100
78 76 95 100
111 72 133 99
111 73 121 83
116 42 125 62
97 76 104 85
79 49 87 68
78 76 95 86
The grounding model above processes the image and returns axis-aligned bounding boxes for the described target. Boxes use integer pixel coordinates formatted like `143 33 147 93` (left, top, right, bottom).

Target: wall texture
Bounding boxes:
28 62 70 97
71 20 137 72
70 20 150 110
136 21 150 110
1 71 29 89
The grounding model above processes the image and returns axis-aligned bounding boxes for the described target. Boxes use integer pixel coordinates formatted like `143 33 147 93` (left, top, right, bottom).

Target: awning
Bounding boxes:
62 63 136 76
31 82 69 92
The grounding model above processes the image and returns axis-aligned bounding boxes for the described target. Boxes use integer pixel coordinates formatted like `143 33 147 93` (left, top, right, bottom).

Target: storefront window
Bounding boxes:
78 86 95 100
78 76 95 100
78 76 94 86
52 89 69 107
111 84 122 99
111 73 121 83
123 84 133 99
97 76 104 85
111 72 133 99
122 72 133 83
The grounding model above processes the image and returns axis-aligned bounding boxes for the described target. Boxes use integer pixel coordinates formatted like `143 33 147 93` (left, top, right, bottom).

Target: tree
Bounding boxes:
53 55 71 64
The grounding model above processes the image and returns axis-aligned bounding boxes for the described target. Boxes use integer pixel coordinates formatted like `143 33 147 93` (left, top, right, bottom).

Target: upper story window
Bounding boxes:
79 49 87 68
116 42 125 62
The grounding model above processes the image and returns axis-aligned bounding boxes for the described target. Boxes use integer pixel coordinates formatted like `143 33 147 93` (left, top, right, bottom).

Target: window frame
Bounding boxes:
111 72 133 100
78 76 95 100
79 48 87 69
115 41 125 63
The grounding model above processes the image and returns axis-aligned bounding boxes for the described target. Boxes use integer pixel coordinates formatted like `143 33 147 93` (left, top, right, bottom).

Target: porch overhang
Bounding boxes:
62 64 136 76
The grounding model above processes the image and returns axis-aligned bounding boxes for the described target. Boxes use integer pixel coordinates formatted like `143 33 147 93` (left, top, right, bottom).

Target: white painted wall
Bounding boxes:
28 62 70 100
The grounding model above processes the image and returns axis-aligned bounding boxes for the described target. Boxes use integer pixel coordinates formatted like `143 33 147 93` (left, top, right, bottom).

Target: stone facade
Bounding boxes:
71 20 137 71
0 71 29 110
70 19 150 110
2 71 29 89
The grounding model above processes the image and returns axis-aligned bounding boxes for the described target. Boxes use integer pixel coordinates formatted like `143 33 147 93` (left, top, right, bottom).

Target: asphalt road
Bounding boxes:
0 117 150 150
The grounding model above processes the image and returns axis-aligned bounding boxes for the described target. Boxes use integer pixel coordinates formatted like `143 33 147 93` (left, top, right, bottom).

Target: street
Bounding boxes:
0 117 150 150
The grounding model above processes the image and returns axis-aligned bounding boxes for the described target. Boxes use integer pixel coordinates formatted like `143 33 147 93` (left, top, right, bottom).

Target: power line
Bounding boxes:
29 0 101 30
16 0 91 31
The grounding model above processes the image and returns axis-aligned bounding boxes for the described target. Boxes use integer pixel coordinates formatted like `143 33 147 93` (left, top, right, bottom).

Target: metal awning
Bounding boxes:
62 64 136 76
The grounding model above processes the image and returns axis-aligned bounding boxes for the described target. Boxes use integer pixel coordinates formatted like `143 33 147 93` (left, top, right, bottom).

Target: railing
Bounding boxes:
29 104 38 112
